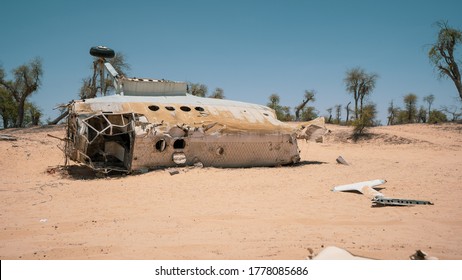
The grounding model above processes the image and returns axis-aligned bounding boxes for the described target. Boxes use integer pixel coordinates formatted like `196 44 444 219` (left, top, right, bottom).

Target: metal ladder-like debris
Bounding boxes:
372 197 433 206
332 179 434 207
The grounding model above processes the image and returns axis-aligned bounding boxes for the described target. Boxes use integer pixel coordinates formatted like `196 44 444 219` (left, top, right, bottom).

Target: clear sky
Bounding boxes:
1 0 461 124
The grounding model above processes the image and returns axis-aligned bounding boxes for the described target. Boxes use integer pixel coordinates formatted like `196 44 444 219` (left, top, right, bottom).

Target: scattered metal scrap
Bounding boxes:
309 246 438 260
335 155 349 165
372 197 433 206
309 246 372 260
0 134 17 141
332 179 433 206
409 250 438 260
296 117 328 143
167 169 180 176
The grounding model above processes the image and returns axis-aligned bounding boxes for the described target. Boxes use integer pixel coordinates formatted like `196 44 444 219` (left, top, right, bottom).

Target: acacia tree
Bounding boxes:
280 106 293 121
353 103 377 136
187 82 208 97
294 90 315 121
345 101 351 124
267 93 283 119
267 93 280 109
387 100 399 125
344 68 362 120
423 94 435 121
300 106 318 121
267 93 293 121
418 106 427 123
326 107 333 123
441 105 462 121
0 88 17 128
0 88 42 128
429 21 462 100
403 93 418 123
0 57 43 127
344 67 378 120
359 72 378 114
334 104 342 124
209 87 225 99
429 109 448 123
24 102 42 126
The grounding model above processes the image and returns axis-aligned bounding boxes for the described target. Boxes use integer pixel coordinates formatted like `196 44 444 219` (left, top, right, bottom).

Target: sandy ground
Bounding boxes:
1 123 461 260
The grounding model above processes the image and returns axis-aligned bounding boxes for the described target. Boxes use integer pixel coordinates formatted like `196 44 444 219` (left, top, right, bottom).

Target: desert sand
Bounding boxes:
1 123 461 260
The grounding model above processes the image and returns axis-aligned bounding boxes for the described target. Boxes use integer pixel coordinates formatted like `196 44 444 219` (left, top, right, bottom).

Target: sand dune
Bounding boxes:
1 123 461 260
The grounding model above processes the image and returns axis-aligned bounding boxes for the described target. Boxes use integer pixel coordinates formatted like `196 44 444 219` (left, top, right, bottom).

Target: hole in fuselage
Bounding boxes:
173 139 185 149
155 139 167 152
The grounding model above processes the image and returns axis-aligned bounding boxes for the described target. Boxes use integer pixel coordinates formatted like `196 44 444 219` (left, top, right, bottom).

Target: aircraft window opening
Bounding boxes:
148 105 160 111
216 147 224 155
155 139 167 152
194 106 205 112
180 106 191 112
263 113 269 116
173 139 186 149
165 106 175 111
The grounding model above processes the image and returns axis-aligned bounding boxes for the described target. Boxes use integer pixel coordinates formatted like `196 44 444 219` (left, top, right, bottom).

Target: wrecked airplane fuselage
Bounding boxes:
65 46 310 173
66 79 301 173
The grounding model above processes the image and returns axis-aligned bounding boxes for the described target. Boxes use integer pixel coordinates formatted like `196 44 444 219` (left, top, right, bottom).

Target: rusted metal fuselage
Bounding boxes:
66 79 301 173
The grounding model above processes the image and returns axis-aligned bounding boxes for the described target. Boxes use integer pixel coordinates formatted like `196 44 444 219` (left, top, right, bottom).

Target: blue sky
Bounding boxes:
1 0 461 124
